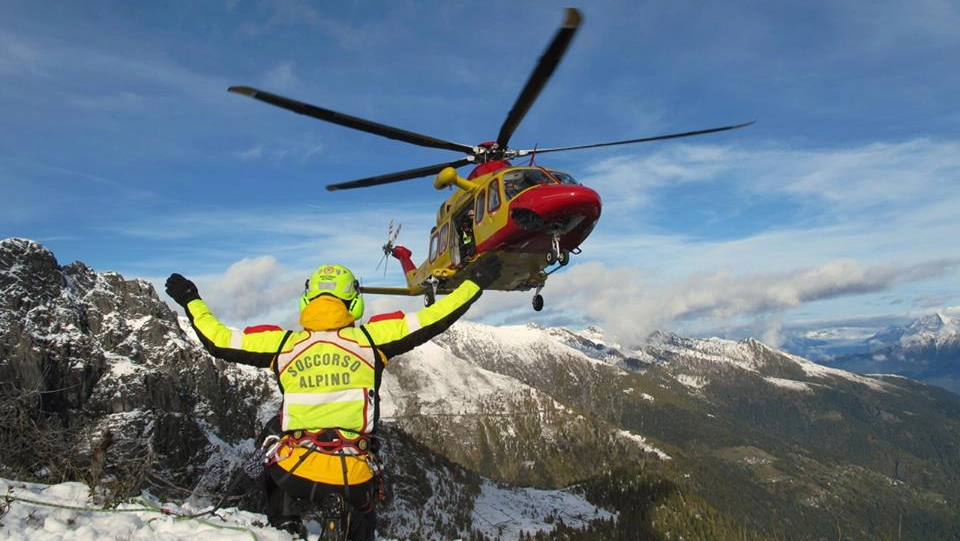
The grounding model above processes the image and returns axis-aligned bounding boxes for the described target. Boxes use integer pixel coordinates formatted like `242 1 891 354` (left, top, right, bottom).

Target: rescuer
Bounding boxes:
165 256 501 540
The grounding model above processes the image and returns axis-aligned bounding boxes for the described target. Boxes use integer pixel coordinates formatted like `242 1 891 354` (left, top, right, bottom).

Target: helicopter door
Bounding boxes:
454 207 477 267
449 220 461 266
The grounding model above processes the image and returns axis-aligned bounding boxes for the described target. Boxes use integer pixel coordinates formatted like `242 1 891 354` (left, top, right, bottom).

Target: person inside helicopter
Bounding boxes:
503 171 527 200
458 209 476 264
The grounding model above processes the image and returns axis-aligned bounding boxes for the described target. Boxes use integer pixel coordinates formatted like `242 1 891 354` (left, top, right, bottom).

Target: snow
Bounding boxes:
676 374 709 389
899 312 958 349
471 480 614 539
764 377 814 392
665 336 768 373
176 315 204 344
0 476 614 541
615 430 672 460
126 315 153 331
785 351 893 392
623 388 655 402
647 331 896 394
451 321 628 372
103 351 144 377
379 341 538 420
0 477 293 541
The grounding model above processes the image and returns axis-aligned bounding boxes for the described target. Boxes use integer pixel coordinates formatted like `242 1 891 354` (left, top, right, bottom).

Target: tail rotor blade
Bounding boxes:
377 220 402 277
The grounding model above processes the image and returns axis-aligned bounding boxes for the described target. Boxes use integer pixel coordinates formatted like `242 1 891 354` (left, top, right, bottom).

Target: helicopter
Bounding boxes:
228 8 752 311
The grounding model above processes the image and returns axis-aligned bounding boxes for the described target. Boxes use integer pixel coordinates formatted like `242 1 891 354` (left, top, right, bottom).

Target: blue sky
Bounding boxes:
2 0 958 345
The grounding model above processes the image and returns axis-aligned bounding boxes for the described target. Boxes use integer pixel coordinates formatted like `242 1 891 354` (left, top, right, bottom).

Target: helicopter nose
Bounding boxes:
509 184 602 230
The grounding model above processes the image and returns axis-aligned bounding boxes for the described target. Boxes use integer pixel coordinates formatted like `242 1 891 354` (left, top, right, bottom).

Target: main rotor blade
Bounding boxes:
326 157 475 191
496 8 582 150
228 86 475 154
524 121 755 155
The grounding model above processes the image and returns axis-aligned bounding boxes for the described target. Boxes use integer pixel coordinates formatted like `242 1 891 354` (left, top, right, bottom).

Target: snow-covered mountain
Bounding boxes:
0 238 618 540
782 312 960 394
869 312 958 350
0 238 280 491
3 237 960 540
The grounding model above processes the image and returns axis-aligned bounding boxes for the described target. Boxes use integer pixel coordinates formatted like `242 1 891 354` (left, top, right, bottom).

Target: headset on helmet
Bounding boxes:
300 264 364 319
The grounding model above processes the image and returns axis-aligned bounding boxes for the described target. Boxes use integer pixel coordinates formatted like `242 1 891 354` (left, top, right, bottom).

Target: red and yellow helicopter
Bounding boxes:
229 8 751 311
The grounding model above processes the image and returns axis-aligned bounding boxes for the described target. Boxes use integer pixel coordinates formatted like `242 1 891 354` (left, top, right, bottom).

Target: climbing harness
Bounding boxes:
280 428 372 456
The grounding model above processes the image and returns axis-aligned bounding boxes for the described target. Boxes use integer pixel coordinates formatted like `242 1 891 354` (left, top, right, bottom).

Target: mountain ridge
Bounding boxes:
3 237 959 540
790 311 960 394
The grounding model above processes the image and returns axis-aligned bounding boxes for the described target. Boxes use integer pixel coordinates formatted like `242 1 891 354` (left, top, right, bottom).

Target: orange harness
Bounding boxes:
263 429 387 503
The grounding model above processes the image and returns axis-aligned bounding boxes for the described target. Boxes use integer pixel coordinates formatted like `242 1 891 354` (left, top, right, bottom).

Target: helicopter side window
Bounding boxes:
439 222 450 256
487 178 501 214
429 229 440 263
474 191 485 221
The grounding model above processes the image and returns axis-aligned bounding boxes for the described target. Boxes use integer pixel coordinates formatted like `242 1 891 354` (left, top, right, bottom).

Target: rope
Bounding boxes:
136 497 261 539
6 494 147 514
382 408 558 420
4 493 261 540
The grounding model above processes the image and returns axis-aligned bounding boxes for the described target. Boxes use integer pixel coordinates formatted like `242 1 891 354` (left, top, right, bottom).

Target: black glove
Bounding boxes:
165 273 201 306
470 256 502 289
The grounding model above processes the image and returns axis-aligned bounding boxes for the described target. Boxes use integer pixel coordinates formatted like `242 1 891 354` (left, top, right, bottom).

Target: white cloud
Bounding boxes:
777 139 960 209
196 255 304 327
530 258 959 346
583 143 738 212
581 138 960 272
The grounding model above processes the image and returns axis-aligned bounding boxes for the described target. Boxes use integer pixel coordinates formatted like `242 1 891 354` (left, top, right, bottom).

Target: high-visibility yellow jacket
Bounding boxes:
182 278 484 485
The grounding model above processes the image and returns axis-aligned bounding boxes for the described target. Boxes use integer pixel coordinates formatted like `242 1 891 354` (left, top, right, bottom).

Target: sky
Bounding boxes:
2 0 959 346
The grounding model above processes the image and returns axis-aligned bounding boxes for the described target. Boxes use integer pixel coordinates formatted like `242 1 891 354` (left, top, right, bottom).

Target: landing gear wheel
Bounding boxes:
424 290 435 307
546 232 562 267
557 250 570 266
532 294 544 311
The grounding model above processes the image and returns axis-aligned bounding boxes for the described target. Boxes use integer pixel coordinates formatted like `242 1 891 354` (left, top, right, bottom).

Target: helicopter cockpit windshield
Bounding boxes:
548 170 579 185
503 168 580 200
